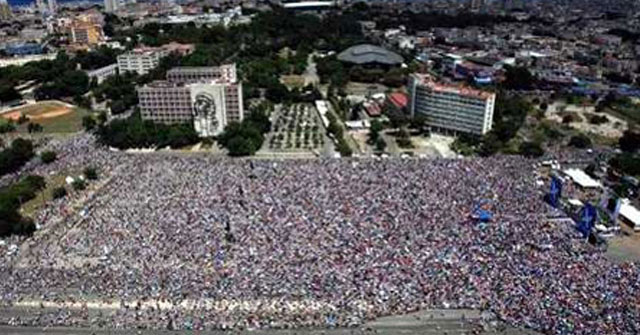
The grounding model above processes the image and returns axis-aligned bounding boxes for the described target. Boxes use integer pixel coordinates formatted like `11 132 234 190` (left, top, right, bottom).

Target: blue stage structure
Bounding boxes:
548 176 563 208
577 203 597 238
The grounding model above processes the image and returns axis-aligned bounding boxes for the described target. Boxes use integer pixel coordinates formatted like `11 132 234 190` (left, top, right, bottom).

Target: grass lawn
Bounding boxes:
20 173 70 218
280 75 306 88
607 105 640 126
1 101 92 134
14 108 91 134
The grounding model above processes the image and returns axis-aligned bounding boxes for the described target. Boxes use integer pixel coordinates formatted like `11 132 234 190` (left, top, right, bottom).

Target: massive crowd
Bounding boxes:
0 135 638 335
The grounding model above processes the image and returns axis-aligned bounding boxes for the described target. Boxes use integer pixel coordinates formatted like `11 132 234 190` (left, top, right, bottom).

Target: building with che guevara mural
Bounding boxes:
137 64 243 137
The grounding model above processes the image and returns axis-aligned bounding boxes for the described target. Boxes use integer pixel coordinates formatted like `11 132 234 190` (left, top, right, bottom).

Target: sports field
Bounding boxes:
0 101 90 133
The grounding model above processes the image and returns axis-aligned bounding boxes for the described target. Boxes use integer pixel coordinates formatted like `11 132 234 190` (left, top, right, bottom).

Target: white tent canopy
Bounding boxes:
563 168 601 188
619 199 640 231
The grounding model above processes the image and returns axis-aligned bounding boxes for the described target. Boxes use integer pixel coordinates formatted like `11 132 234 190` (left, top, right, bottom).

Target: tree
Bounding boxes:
368 119 384 144
502 66 536 90
479 133 501 157
40 151 57 164
83 115 96 131
97 111 108 125
0 175 43 237
491 94 531 142
396 127 413 148
0 138 34 177
27 123 43 133
0 120 15 134
109 100 127 115
265 81 290 103
562 115 574 124
610 153 640 176
52 186 67 199
0 84 21 103
589 115 608 125
17 114 28 125
72 179 86 191
217 108 272 157
568 134 592 149
619 130 640 153
226 136 257 156
375 136 387 152
519 141 544 158
84 166 98 180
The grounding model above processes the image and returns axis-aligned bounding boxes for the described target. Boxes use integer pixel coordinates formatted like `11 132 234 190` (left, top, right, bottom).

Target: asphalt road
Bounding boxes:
0 309 541 335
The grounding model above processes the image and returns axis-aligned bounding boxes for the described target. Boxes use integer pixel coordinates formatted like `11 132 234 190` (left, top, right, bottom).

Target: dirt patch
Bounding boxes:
546 102 628 138
606 225 640 263
1 102 73 121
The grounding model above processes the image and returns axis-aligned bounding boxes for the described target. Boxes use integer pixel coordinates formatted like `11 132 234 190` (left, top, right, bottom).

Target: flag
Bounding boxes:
577 203 597 238
549 176 562 208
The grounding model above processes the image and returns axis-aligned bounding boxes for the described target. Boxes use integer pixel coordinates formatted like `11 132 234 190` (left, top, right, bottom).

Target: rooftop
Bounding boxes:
337 44 403 66
388 92 408 108
412 73 495 100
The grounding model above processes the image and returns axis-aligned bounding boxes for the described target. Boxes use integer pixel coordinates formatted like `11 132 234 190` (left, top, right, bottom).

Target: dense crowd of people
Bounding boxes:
0 135 638 335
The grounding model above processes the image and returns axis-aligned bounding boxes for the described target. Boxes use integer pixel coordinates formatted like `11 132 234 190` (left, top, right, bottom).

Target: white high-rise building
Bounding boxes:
0 0 11 21
409 74 495 136
117 47 168 75
35 0 46 12
104 0 120 13
48 0 56 13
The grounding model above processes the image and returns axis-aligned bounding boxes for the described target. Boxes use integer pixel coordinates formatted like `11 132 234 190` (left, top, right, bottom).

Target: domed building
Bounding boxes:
337 44 404 68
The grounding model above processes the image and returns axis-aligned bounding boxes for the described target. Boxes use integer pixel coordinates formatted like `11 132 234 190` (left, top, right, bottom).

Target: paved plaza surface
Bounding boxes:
0 309 540 335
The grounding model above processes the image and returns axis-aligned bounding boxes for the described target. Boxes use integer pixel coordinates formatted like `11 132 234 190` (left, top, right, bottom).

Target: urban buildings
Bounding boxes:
0 0 11 21
118 48 164 75
86 63 118 85
166 64 237 83
69 16 104 45
337 44 403 67
104 0 121 13
48 0 56 14
2 42 43 56
408 74 495 135
117 43 194 75
137 64 243 137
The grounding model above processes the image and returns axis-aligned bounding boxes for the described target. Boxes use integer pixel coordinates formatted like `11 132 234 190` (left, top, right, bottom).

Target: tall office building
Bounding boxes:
104 0 120 13
408 74 495 136
137 65 244 137
0 0 11 21
166 64 237 83
117 47 168 75
69 15 104 45
118 44 195 75
48 0 57 13
35 0 46 12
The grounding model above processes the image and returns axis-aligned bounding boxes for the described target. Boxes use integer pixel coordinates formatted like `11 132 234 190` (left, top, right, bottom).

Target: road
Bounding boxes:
0 309 541 335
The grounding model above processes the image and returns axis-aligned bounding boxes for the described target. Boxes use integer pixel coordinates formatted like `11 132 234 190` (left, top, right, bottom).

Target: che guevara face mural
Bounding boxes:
192 92 219 136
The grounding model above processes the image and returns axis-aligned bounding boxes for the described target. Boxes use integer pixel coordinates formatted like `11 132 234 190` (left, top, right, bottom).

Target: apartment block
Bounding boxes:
117 47 167 75
137 64 244 137
409 73 495 135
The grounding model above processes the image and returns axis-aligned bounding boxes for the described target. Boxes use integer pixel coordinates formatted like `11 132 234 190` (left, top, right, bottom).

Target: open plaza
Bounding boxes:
0 134 637 334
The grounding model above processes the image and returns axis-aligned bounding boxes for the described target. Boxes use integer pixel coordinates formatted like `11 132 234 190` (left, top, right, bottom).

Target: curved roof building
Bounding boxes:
337 44 403 66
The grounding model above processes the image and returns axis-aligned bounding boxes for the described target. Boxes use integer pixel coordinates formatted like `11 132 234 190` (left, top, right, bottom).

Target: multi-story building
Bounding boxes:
117 43 194 75
0 0 11 21
117 47 167 75
48 0 57 13
70 22 103 45
409 74 495 135
166 64 237 83
104 0 120 13
137 64 244 137
86 63 118 85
